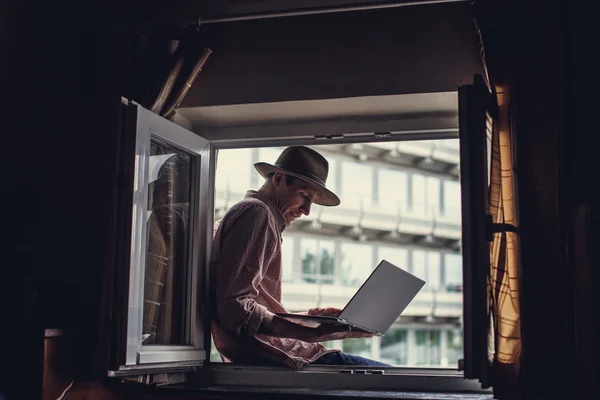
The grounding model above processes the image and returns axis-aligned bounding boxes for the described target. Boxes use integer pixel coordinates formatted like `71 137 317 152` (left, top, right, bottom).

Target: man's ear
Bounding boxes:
271 172 283 187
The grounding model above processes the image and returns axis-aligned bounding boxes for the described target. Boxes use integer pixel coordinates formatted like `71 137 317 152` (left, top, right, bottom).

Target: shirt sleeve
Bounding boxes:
214 204 277 336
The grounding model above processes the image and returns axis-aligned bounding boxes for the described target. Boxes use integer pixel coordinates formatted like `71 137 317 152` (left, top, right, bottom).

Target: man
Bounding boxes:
210 145 389 369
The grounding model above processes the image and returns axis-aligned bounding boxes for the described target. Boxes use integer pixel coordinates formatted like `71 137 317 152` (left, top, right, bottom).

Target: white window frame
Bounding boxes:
198 132 487 393
108 100 214 376
108 81 492 393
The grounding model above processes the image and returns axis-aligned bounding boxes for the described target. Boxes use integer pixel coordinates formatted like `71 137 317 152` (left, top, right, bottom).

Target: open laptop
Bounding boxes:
276 260 426 336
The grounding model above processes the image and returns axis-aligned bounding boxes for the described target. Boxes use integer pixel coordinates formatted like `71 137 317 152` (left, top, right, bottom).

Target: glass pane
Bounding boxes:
215 149 252 199
377 168 408 211
427 252 441 292
426 176 440 216
380 328 407 365
319 241 335 284
258 146 284 166
444 328 463 368
281 237 295 283
342 338 372 359
412 250 427 288
341 161 372 207
300 238 318 283
340 243 373 287
415 330 441 366
443 180 462 219
411 174 426 214
378 246 408 270
444 253 463 292
143 140 192 345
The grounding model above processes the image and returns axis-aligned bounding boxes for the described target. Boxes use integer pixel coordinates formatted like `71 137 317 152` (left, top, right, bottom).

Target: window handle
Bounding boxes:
484 214 518 242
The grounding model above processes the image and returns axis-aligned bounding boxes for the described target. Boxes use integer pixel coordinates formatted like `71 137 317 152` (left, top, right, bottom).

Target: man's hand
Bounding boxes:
307 307 342 317
259 311 375 342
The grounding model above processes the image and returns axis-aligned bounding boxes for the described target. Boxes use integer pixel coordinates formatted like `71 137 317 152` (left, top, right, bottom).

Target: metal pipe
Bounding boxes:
194 0 466 27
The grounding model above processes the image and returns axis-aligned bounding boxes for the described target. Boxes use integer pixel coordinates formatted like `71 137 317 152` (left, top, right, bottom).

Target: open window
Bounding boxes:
106 78 494 392
107 99 214 376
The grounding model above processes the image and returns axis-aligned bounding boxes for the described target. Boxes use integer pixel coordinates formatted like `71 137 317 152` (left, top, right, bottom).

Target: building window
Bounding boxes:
300 238 335 284
415 330 441 366
443 180 461 220
341 161 372 208
377 246 408 270
215 149 252 201
281 237 295 283
444 253 463 292
380 328 408 365
412 250 441 292
377 168 408 211
340 242 373 287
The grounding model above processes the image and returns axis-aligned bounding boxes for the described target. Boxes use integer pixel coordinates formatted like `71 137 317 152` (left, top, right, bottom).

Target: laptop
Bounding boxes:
276 260 426 336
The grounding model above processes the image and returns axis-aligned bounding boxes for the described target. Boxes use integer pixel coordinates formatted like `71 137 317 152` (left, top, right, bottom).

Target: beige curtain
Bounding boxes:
489 84 522 397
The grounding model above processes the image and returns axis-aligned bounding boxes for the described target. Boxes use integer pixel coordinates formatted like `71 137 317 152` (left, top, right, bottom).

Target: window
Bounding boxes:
377 247 408 270
377 168 408 211
415 330 441 366
444 253 463 292
411 174 426 214
412 250 441 292
110 78 493 393
380 328 408 365
215 148 252 204
300 238 335 284
109 100 210 374
143 141 192 346
443 180 462 220
341 161 372 208
281 237 295 283
340 242 373 287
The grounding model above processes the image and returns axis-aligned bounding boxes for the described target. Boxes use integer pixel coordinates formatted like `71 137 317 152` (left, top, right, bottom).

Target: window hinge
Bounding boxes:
484 214 518 242
458 358 464 371
315 134 344 140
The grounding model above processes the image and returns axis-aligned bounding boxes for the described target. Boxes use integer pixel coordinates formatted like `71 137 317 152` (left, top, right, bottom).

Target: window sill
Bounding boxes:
160 384 494 400
188 364 490 394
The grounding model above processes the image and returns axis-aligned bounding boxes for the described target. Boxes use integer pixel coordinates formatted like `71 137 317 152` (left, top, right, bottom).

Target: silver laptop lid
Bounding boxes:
338 260 426 335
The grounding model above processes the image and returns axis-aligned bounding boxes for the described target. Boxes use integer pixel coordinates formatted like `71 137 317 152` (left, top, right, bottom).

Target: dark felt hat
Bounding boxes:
254 146 340 206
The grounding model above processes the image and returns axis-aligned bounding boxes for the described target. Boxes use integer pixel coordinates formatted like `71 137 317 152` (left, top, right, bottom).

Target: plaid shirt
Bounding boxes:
210 191 334 369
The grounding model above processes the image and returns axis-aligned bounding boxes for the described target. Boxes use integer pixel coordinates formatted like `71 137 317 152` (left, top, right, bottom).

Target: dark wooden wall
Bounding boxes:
1 1 594 399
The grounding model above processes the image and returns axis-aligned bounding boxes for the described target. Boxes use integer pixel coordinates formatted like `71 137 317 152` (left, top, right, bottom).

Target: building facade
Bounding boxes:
212 139 463 368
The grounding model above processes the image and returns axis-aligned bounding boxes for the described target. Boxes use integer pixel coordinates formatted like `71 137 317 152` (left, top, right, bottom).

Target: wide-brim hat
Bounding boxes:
254 146 340 206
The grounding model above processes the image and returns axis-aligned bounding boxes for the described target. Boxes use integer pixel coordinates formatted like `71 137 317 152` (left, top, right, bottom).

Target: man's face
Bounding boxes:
273 174 321 227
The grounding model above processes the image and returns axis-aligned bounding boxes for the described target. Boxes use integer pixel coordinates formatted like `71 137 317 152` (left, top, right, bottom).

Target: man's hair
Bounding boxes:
268 172 295 185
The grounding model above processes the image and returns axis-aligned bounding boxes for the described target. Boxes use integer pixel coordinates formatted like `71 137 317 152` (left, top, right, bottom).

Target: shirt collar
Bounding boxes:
245 190 287 232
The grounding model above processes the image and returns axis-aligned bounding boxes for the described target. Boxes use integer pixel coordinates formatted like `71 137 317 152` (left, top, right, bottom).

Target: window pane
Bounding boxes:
215 149 252 198
427 176 440 215
411 174 426 214
444 253 462 292
377 168 408 210
259 147 284 167
341 161 372 207
443 180 461 219
415 330 441 366
319 241 335 284
300 239 318 283
341 243 373 287
445 328 463 368
380 328 407 365
378 246 408 270
412 250 427 286
427 252 441 292
281 237 295 283
143 140 191 345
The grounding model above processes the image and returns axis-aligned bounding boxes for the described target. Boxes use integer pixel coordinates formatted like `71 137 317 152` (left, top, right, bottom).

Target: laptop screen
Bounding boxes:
338 260 426 334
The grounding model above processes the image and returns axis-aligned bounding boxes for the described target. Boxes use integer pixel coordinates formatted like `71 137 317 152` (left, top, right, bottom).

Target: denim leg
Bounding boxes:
312 351 391 367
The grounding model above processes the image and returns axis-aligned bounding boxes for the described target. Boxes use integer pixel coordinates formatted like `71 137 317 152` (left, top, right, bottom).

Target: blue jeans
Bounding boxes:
312 351 390 367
